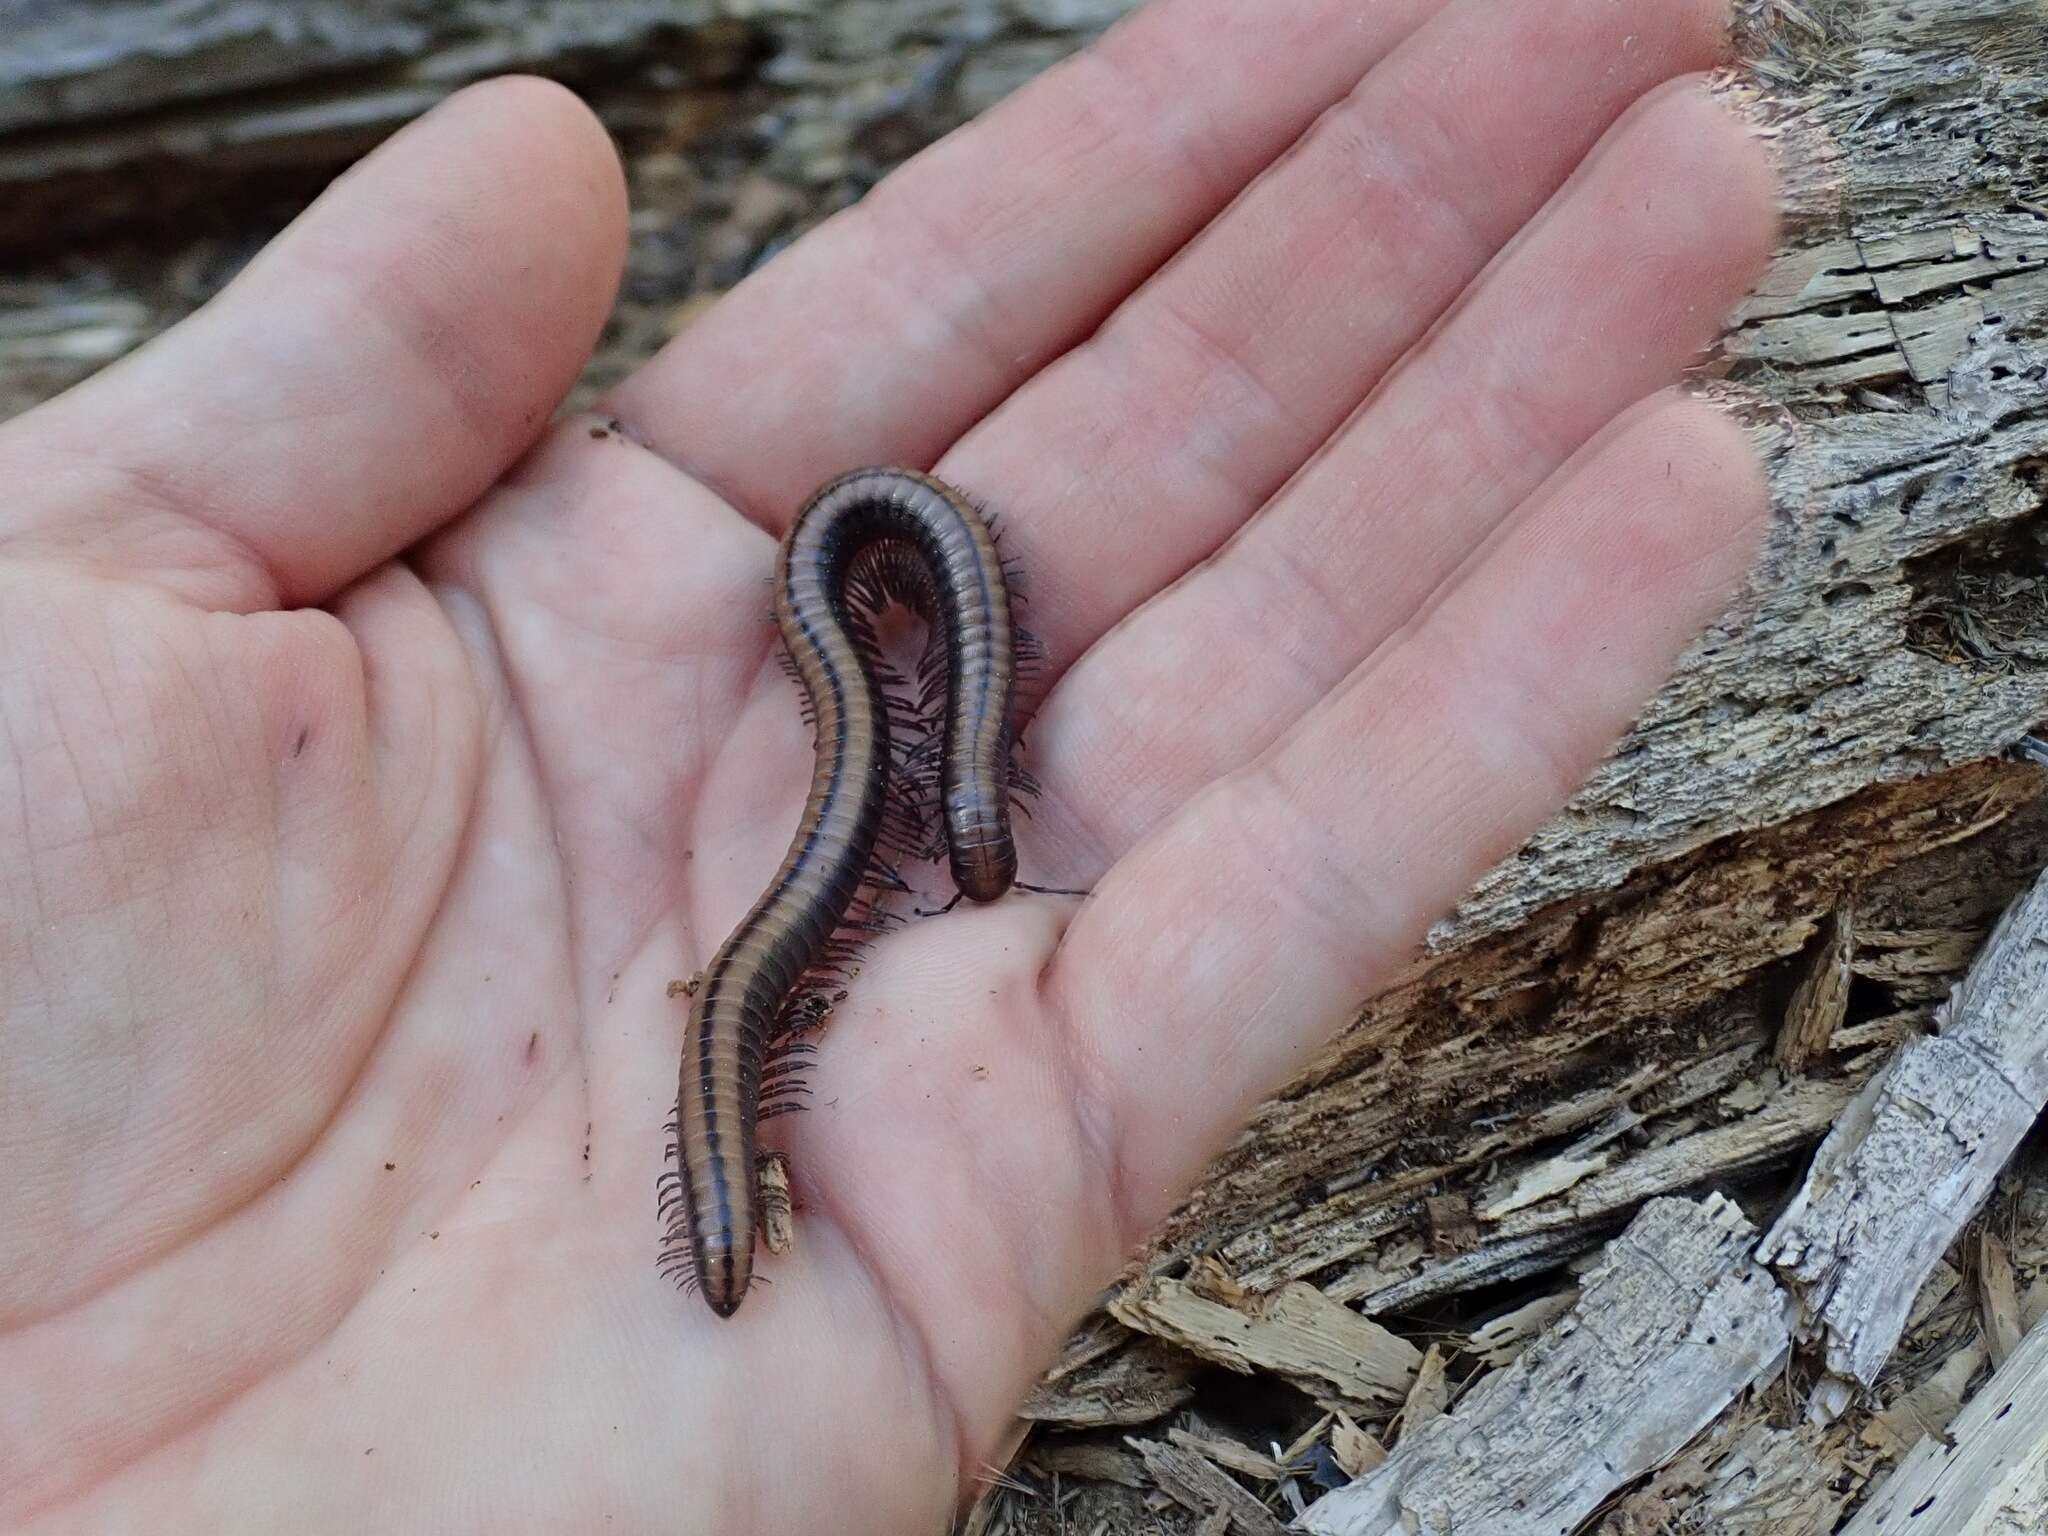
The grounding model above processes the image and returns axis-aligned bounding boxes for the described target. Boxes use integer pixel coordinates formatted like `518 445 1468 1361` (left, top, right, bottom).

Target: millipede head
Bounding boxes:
951 837 1019 903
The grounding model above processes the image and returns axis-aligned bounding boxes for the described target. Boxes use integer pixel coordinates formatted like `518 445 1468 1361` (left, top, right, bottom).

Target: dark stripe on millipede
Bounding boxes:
666 469 1019 1319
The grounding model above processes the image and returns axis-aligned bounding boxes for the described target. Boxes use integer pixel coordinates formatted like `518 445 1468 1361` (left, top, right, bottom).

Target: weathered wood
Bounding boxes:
0 2 690 132
0 1 753 255
1760 862 2048 1391
1298 1198 1793 1536
1109 1267 1420 1413
1019 1326 1196 1429
1591 1418 1844 1535
1131 1437 1291 1536
1292 861 2048 1533
0 0 1130 261
1778 901 1854 1072
1981 1231 2025 1370
1839 1310 2048 1535
1115 763 2048 1319
0 0 1125 416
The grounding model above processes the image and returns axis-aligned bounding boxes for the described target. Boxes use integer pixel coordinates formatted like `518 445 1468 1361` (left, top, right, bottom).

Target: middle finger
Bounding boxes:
934 0 1732 686
1035 80 1777 864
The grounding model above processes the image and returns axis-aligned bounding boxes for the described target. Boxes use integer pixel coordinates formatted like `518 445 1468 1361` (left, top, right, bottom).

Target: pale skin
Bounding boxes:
0 0 1779 1529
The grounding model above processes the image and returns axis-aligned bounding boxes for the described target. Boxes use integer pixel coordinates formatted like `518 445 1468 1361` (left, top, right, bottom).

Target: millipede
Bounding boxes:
659 466 1042 1318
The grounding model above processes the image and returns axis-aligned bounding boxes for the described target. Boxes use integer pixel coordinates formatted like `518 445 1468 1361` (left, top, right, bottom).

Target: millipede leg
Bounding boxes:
757 1152 796 1256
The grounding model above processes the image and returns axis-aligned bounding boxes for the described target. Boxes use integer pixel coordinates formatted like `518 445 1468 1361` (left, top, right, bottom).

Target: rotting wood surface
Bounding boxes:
1837 1308 2048 1535
1299 1197 1794 1536
1762 864 2048 1394
1296 858 2048 1534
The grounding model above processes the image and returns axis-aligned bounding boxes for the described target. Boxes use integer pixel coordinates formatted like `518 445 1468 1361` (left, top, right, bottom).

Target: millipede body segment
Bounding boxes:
663 467 1022 1318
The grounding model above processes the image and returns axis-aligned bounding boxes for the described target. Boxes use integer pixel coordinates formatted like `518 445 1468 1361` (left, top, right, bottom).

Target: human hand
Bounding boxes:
0 0 1776 1529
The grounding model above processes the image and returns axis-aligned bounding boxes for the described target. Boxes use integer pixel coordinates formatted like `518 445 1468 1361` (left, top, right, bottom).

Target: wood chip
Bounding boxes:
1760 867 2048 1387
1778 901 1854 1071
1026 1440 1146 1489
1168 1428 1291 1483
1860 1341 1987 1458
1904 1258 1964 1335
1479 1147 1617 1220
1718 1076 1771 1114
1112 1275 1421 1407
1392 1344 1450 1442
1037 1312 1135 1384
1980 1229 2024 1368
1840 1312 2048 1534
1330 1414 1388 1481
1833 1008 1933 1052
1021 1334 1198 1428
1298 1198 1791 1536
1423 1194 1479 1254
1467 1291 1578 1368
1129 1438 1290 1536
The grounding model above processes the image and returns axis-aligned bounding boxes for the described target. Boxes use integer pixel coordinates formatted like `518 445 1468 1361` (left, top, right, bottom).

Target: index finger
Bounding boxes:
604 0 1450 528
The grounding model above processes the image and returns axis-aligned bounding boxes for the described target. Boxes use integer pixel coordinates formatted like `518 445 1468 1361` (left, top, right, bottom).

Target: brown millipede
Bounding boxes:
660 467 1030 1318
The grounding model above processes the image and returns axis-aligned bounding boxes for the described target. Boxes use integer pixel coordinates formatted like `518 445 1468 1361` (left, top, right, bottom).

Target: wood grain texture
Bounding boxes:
1760 861 2048 1388
1299 1198 1793 1536
1839 1310 2048 1536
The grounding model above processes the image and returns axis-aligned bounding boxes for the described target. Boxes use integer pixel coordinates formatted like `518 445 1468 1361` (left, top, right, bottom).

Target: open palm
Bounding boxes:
0 0 1776 1530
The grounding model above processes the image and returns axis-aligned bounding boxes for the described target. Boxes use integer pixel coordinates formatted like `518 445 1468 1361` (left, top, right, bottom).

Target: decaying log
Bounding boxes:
1020 759 2046 1355
1592 1418 1845 1535
1296 858 2048 1533
1283 856 2048 1535
0 0 1129 417
1839 1310 2048 1535
1299 1197 1792 1536
1110 1267 1421 1414
1761 864 2048 1393
0 1 748 255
